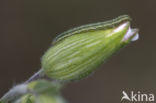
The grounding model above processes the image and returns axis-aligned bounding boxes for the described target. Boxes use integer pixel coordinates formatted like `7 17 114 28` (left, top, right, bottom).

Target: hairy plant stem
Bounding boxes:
1 69 45 103
24 69 44 84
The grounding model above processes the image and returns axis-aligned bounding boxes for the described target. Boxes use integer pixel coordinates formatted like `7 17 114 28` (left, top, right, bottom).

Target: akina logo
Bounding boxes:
121 91 154 102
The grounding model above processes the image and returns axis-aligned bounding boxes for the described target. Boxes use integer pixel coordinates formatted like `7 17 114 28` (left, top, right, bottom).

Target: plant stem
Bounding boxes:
0 84 27 103
24 69 44 84
1 69 44 103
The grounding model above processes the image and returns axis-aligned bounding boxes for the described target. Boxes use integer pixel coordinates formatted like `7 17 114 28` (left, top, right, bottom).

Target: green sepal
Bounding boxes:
52 15 131 44
42 15 138 81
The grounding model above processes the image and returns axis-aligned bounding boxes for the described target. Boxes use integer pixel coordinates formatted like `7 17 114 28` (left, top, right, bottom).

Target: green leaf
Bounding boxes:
36 95 67 103
15 80 67 103
28 80 61 95
14 94 35 103
0 100 5 103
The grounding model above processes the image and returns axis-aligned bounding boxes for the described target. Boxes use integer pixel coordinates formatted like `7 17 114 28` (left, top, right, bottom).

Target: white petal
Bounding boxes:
131 33 139 41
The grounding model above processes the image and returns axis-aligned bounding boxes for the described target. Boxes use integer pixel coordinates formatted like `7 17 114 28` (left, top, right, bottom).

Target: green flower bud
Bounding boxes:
41 15 139 81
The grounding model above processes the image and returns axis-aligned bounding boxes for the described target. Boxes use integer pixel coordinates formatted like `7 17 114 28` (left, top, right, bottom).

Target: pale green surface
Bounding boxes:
42 15 132 81
15 80 67 103
28 80 61 95
15 94 66 103
36 95 67 103
52 15 130 44
15 94 34 103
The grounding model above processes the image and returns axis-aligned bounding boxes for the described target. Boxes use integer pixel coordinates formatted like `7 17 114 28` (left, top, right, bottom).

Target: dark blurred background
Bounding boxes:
0 0 155 103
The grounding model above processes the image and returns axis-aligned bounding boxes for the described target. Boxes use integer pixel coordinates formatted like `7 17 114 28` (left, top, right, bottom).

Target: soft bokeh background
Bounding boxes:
0 0 155 103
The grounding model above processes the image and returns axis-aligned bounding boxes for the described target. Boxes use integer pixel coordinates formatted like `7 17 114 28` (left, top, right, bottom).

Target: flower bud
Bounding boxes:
41 15 139 81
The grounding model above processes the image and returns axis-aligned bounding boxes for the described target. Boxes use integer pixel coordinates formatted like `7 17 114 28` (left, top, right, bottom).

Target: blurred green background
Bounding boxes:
0 0 155 103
